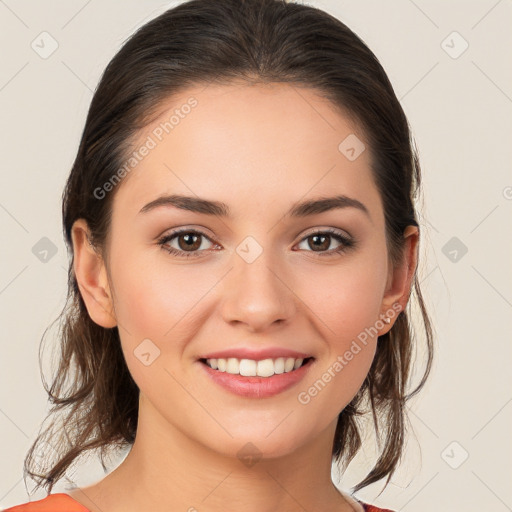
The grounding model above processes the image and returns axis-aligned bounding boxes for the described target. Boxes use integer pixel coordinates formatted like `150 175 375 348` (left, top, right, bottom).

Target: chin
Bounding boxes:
206 427 311 463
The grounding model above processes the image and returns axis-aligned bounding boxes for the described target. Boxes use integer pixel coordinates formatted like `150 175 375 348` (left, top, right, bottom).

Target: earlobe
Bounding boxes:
378 225 419 334
71 219 117 328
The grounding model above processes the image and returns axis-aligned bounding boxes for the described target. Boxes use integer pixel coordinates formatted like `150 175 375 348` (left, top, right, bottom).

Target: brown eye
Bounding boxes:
296 229 355 257
307 233 331 252
176 232 202 251
158 229 216 258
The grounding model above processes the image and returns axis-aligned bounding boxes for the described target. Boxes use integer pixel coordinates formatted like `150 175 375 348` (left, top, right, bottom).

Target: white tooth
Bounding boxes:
274 357 285 374
209 356 309 376
239 358 257 376
284 357 295 372
226 358 240 374
257 359 275 377
293 358 303 370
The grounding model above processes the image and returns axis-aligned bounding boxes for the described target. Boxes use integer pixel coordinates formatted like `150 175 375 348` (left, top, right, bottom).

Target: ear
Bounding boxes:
71 219 117 328
378 225 419 334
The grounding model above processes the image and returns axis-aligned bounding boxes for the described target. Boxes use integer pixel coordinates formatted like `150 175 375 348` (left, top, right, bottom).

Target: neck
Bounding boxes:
70 395 359 512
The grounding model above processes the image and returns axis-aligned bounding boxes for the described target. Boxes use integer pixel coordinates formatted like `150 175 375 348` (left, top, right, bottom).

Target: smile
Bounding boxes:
198 357 315 398
201 356 312 377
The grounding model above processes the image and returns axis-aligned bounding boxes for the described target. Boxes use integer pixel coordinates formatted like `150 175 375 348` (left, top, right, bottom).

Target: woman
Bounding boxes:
5 0 433 511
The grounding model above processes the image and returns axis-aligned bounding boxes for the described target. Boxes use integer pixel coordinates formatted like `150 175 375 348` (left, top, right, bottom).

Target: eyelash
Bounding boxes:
157 228 355 259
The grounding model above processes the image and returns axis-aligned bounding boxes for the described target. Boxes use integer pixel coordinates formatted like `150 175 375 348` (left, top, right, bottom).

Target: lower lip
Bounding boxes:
198 358 314 398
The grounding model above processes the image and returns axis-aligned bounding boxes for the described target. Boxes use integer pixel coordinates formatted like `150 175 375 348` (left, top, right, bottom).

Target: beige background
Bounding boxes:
1 1 511 510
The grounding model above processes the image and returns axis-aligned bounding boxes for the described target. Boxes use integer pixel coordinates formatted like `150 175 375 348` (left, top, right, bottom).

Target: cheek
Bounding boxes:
110 234 387 399
107 250 226 393
109 247 214 337
108 254 211 397
293 246 388 408
298 245 388 347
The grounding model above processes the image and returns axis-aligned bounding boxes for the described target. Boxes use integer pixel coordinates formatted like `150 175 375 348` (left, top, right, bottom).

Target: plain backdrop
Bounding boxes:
1 1 511 511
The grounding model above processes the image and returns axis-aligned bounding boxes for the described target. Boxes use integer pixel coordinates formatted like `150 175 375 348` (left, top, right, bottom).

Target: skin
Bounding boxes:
69 82 418 512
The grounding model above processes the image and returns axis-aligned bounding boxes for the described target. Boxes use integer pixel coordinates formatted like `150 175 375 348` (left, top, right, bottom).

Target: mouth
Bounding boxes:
198 355 315 398
199 356 315 378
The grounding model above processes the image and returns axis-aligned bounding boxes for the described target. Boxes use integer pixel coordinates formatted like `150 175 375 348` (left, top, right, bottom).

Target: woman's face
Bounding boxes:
75 82 411 460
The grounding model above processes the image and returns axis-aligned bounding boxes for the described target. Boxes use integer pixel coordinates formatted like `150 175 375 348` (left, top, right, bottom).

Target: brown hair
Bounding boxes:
24 0 434 495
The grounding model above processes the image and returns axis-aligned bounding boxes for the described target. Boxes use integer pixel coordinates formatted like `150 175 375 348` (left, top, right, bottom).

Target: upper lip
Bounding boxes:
199 347 313 361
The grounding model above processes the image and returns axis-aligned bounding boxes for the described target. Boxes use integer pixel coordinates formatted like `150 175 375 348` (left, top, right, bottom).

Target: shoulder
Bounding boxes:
2 493 91 512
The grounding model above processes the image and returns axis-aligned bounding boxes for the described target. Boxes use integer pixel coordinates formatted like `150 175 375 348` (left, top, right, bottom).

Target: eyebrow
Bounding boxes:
138 194 370 220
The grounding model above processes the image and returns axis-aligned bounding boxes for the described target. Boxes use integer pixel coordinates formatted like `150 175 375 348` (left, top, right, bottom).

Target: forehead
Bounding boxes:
111 82 382 225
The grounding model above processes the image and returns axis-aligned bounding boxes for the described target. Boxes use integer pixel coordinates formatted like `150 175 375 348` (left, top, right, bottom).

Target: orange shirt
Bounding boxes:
2 492 395 511
2 494 89 512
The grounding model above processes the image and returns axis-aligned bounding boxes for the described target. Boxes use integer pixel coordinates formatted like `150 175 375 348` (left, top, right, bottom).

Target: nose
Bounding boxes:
219 244 297 333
